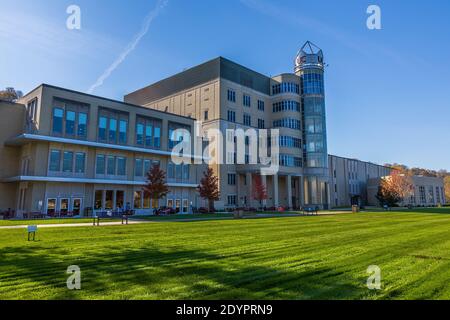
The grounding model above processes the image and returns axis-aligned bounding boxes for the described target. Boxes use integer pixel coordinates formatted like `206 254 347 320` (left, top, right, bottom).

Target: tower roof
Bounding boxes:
298 41 323 57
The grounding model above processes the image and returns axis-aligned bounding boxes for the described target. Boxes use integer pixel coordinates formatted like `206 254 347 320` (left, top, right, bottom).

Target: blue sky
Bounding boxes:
1 0 449 170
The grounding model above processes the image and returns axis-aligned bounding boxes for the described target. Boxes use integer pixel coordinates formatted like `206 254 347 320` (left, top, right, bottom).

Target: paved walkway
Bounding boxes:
0 211 352 230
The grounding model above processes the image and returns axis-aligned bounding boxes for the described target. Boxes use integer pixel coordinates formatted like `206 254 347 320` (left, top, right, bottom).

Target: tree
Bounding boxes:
0 88 23 102
445 176 450 203
197 167 220 213
252 175 268 209
143 164 169 209
376 172 413 207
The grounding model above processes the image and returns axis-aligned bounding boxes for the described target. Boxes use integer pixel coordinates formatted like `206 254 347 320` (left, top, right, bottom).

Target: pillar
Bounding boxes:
246 172 252 207
273 175 279 208
287 175 293 210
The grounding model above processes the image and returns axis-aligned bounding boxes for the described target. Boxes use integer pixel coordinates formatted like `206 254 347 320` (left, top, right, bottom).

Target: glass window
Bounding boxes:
49 150 61 172
145 124 153 147
107 156 116 175
96 155 105 175
168 162 174 179
47 199 56 215
52 108 64 134
154 126 161 148
134 191 142 209
105 190 114 210
62 151 74 173
135 159 143 177
60 199 69 214
117 157 126 176
72 198 82 215
136 123 144 145
119 120 127 144
143 192 151 209
182 164 190 180
94 190 103 210
109 118 117 143
116 191 124 209
176 164 182 180
78 112 87 137
144 160 151 176
98 116 107 141
75 152 86 174
65 111 76 135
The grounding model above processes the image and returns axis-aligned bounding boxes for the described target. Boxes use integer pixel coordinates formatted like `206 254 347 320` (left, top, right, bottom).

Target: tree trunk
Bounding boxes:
208 200 214 213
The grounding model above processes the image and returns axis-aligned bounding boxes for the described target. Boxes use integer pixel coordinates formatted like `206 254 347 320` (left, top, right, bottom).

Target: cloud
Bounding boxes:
87 0 168 94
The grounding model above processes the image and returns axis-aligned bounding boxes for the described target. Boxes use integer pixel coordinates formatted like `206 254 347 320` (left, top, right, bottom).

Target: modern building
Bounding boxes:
0 85 205 217
328 155 392 207
125 41 330 209
367 175 446 207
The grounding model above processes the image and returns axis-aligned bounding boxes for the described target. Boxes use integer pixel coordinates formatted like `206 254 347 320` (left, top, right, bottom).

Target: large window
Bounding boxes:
52 99 89 138
65 111 76 135
273 118 301 130
75 152 85 174
107 156 116 175
96 155 106 175
136 117 162 149
62 151 74 173
272 100 301 113
78 113 88 137
227 110 236 123
243 114 251 126
243 94 251 107
98 108 129 144
169 123 190 149
49 150 61 172
52 108 64 134
135 159 143 177
117 157 126 176
227 89 236 102
168 161 190 182
257 100 265 111
272 82 300 95
301 71 324 95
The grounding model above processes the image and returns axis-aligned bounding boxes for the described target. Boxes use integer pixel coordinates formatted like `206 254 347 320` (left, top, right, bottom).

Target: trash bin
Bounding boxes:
352 205 360 213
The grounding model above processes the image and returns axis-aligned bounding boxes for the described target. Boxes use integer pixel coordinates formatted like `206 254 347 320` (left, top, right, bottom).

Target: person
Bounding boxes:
125 202 131 215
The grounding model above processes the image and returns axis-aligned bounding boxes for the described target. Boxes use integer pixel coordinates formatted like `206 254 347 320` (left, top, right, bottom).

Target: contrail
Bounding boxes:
88 0 168 94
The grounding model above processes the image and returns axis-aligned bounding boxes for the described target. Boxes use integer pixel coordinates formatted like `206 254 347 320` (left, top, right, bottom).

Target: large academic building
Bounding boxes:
3 41 441 217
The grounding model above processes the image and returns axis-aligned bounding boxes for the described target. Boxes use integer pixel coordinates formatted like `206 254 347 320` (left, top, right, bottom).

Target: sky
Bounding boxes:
1 0 449 170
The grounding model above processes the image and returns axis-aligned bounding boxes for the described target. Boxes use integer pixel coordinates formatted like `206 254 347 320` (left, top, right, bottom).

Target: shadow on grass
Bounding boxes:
0 246 370 300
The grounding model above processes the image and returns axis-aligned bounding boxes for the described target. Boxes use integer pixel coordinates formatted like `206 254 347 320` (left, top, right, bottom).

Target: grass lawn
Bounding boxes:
1 209 450 300
0 218 117 226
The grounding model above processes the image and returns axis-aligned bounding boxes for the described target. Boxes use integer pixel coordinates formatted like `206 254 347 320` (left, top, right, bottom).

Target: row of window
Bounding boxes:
273 118 302 130
272 83 300 95
279 136 302 149
227 89 265 111
301 72 325 95
49 150 86 174
279 154 303 167
167 162 190 181
96 155 127 176
98 109 128 144
273 100 301 113
53 108 88 138
136 118 162 148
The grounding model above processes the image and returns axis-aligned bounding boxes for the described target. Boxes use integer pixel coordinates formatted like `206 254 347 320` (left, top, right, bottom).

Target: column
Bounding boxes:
299 176 305 208
261 175 267 207
273 175 279 208
287 175 293 210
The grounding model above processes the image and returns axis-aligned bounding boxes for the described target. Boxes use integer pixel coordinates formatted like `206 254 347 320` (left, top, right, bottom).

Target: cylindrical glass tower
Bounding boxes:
295 41 329 208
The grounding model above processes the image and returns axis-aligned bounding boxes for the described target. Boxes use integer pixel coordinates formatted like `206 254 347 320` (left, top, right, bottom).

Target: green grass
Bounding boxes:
1 209 450 300
0 218 116 226
132 213 236 221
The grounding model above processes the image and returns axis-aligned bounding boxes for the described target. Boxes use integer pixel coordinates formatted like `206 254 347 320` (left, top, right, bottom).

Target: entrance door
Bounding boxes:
72 198 82 216
175 199 181 213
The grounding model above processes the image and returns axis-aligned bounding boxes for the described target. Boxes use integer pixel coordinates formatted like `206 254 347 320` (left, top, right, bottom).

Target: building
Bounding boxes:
367 175 446 207
0 85 205 217
125 41 330 209
328 155 392 207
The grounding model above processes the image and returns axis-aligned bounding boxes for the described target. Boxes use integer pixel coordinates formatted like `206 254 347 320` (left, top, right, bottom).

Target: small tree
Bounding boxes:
376 172 413 207
252 175 268 210
143 164 169 209
197 167 220 213
0 88 23 102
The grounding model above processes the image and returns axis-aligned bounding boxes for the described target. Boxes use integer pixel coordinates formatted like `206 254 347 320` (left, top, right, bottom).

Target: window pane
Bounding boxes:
96 155 105 175
117 157 126 176
47 199 56 215
145 124 153 147
135 159 143 177
109 118 117 142
49 150 61 172
105 190 114 210
143 192 151 209
154 126 161 148
62 151 73 173
75 152 85 173
144 160 151 176
107 156 116 175
53 108 63 134
94 190 103 210
65 111 76 135
119 120 127 144
116 191 124 209
78 112 87 137
136 123 144 145
99 116 107 141
134 191 142 209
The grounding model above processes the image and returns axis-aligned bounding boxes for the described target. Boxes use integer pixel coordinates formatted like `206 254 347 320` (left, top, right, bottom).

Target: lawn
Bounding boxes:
1 209 450 300
0 218 116 226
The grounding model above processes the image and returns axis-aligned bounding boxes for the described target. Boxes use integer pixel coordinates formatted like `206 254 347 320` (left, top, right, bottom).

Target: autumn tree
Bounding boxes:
252 175 268 209
197 167 220 213
0 88 23 102
376 171 413 207
143 164 169 209
445 176 450 203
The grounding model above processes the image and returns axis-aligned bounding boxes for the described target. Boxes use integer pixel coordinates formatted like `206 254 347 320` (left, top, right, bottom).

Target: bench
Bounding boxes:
302 206 319 216
92 211 134 226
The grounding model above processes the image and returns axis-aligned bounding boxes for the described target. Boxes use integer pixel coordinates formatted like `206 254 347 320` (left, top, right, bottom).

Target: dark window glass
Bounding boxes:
96 155 105 175
119 120 127 144
98 116 107 141
62 151 74 173
107 156 116 175
78 112 87 137
65 111 76 135
154 126 161 148
49 150 61 172
52 108 64 134
109 118 117 142
135 159 143 177
75 152 85 173
145 124 153 147
136 123 144 145
117 157 126 176
94 190 103 210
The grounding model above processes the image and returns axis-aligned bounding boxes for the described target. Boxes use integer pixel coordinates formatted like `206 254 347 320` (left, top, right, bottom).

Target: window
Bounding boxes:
243 114 251 126
258 119 265 129
96 155 106 175
65 111 76 135
145 124 153 147
144 159 151 176
134 191 142 209
273 118 301 130
227 89 236 102
182 164 190 180
107 156 116 175
204 110 209 120
105 190 114 210
60 199 69 214
117 157 126 176
279 155 303 167
62 151 74 173
228 173 236 185
47 198 56 215
119 120 127 144
227 195 237 206
272 101 301 113
52 108 64 134
136 123 144 145
98 116 107 141
94 190 103 210
243 95 251 107
136 117 161 148
78 113 87 138
49 150 61 172
135 159 143 177
272 82 300 95
116 191 125 209
227 110 236 123
183 199 189 213
143 192 151 209
27 99 38 122
109 118 117 142
75 152 86 174
257 100 265 111
154 127 161 148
